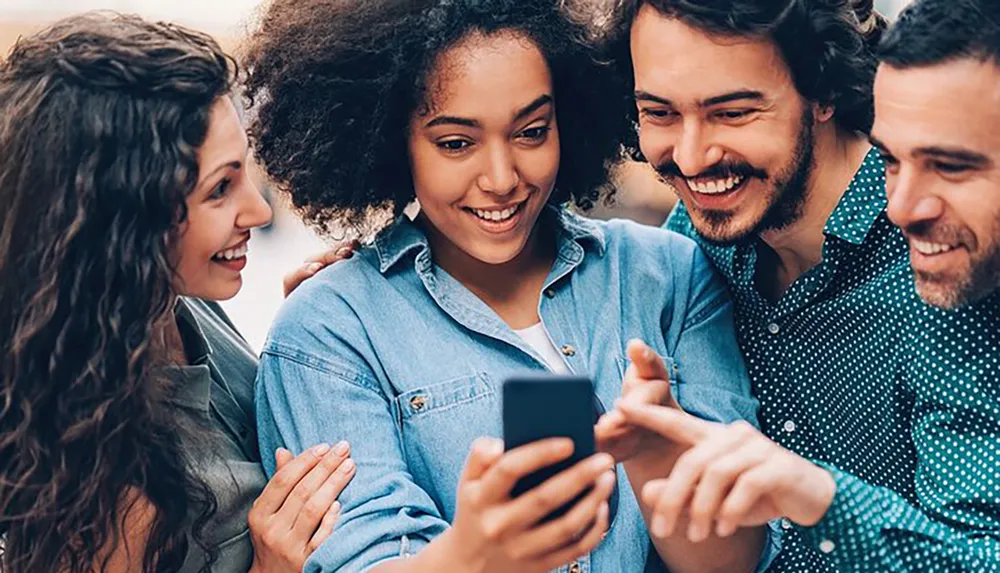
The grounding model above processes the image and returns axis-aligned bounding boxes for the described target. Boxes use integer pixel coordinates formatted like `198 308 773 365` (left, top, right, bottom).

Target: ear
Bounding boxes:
814 102 835 123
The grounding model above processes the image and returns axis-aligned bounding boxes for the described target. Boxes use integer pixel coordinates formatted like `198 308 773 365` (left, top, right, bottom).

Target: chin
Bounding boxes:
914 277 969 310
188 279 243 302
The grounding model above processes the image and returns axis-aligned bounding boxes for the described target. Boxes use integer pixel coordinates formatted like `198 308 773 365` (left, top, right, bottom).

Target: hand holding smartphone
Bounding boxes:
503 375 597 521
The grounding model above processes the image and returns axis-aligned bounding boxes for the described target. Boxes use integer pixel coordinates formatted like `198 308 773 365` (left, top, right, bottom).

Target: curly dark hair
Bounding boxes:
878 0 1000 69
242 0 633 236
608 0 887 153
0 12 235 573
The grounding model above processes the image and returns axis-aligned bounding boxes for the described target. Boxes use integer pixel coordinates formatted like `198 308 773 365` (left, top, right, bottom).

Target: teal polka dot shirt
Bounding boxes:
667 150 1000 572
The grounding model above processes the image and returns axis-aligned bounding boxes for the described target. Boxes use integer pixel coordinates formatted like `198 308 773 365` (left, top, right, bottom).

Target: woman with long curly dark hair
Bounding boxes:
0 12 354 573
245 1 779 571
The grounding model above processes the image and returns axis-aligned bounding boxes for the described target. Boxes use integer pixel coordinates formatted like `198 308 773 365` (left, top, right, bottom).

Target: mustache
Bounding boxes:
905 221 975 247
653 159 768 183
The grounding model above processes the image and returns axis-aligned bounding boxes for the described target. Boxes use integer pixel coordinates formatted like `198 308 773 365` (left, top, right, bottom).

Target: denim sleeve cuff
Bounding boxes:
309 534 432 573
755 519 785 573
796 462 902 565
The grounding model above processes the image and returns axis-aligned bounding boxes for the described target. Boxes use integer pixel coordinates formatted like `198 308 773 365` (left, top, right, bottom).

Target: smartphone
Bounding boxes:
502 375 596 521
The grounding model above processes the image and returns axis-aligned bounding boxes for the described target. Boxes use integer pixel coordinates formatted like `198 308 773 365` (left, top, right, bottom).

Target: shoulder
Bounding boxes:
262 246 390 369
585 215 708 275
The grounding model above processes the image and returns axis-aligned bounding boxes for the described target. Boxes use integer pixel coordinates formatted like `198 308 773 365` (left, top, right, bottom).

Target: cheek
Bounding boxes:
519 142 560 190
410 145 475 210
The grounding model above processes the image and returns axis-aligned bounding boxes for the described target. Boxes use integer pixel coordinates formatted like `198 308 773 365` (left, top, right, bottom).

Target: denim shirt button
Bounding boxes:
560 344 577 357
568 562 582 573
409 395 426 411
544 288 556 298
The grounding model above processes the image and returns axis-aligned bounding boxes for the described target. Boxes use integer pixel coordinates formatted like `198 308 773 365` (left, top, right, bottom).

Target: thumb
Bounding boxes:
626 339 671 381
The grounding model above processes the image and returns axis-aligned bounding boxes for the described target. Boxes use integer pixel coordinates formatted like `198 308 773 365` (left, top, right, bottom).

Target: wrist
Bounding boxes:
795 465 837 527
429 528 489 573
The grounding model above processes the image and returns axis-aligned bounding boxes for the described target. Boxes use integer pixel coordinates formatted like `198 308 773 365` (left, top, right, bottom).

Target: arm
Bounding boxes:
256 349 448 572
799 368 1000 571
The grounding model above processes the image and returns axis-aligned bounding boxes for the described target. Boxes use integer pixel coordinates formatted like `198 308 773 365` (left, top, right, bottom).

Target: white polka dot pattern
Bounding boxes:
667 150 1000 571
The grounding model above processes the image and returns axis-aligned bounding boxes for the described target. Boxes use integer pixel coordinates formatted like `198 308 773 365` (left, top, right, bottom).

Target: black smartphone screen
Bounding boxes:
502 375 596 521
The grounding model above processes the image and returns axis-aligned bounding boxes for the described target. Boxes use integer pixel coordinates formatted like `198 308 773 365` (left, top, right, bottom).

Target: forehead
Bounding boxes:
873 59 1000 154
198 98 247 164
422 31 553 118
630 6 795 103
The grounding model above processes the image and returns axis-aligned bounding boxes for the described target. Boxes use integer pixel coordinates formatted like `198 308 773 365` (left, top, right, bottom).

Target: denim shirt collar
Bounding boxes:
373 204 607 275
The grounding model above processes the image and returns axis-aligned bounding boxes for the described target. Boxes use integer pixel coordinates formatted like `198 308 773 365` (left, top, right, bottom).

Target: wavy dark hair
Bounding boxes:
878 0 1000 69
0 12 235 573
608 0 888 154
242 0 633 236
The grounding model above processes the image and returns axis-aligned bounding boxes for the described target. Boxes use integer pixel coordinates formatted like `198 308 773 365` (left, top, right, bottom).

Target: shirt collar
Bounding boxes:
160 297 213 412
374 204 606 274
822 148 887 246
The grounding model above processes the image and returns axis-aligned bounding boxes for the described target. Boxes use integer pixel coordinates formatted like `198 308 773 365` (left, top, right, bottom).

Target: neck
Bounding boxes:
757 127 871 297
419 213 555 328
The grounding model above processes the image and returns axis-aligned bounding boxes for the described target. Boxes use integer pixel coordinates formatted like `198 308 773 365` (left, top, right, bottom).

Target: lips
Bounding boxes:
685 176 745 195
466 202 524 223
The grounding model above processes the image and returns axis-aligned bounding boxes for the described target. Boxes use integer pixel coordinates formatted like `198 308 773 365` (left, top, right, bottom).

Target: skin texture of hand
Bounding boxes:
596 339 682 474
617 401 837 541
248 442 356 573
373 437 615 573
282 239 360 297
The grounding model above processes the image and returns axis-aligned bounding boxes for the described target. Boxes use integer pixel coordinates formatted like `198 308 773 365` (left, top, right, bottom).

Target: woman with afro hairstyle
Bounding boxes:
245 0 779 571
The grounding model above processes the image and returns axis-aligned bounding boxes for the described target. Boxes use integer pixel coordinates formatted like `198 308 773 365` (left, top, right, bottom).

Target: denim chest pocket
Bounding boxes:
392 374 500 520
393 373 496 421
615 354 683 386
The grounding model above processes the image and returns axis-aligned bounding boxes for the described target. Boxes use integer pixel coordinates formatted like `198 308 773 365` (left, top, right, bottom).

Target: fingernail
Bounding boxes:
599 471 616 489
312 443 331 456
335 247 352 257
276 447 289 456
687 522 706 542
339 458 355 473
593 453 615 469
651 515 668 538
307 262 323 272
599 501 610 521
330 501 341 515
716 521 734 538
334 441 350 456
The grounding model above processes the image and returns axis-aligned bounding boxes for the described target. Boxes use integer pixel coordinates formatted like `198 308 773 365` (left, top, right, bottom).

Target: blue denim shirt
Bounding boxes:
256 208 781 572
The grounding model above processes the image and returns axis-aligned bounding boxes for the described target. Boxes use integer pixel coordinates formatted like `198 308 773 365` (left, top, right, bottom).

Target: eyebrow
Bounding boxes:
198 161 242 186
870 135 991 167
634 89 766 108
424 94 553 129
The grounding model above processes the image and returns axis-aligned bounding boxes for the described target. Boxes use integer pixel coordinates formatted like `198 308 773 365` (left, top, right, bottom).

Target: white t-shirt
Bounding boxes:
514 323 570 374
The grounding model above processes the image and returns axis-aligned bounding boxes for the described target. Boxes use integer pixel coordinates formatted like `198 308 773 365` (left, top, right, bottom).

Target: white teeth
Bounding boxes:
472 205 518 222
214 243 248 260
911 239 957 255
685 176 744 195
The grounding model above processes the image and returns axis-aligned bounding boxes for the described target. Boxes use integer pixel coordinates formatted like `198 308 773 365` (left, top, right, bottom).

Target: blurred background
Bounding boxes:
0 0 915 350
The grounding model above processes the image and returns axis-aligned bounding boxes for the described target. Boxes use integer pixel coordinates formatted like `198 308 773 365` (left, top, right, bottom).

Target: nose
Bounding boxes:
237 177 274 231
672 119 724 178
885 166 944 231
476 143 519 196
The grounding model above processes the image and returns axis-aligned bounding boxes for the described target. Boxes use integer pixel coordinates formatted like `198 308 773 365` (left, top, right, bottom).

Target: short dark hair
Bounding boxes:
611 0 885 140
0 12 233 573
242 0 633 236
878 0 1000 69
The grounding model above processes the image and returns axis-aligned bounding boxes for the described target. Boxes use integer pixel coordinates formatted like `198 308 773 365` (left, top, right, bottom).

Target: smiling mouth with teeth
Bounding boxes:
212 242 249 261
466 202 524 223
910 239 959 256
685 176 746 195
